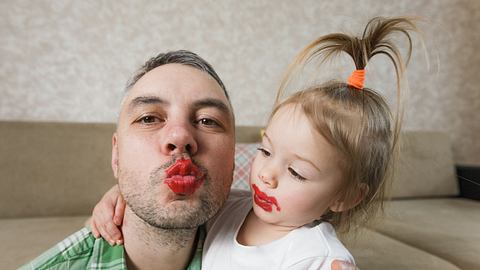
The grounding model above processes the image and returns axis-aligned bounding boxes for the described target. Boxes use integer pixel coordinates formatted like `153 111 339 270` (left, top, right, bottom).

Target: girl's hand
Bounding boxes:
90 184 126 245
331 260 359 270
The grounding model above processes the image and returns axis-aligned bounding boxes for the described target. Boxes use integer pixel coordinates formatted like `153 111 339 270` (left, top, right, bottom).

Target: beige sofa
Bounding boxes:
1 121 478 270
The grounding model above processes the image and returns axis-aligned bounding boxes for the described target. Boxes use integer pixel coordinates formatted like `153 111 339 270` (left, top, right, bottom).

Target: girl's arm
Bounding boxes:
285 258 359 270
90 184 126 245
331 260 358 270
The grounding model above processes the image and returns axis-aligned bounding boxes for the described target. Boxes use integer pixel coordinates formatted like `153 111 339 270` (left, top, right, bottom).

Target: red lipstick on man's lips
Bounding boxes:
164 159 205 196
252 184 281 212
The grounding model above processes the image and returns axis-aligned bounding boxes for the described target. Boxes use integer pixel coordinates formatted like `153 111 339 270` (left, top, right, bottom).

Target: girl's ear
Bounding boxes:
329 200 346 213
330 183 369 212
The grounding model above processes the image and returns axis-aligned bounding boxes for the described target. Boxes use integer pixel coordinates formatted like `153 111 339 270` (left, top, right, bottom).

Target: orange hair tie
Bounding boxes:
347 69 365 90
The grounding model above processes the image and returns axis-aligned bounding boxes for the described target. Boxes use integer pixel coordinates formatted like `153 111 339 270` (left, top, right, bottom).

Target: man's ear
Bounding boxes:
330 183 369 213
111 133 119 179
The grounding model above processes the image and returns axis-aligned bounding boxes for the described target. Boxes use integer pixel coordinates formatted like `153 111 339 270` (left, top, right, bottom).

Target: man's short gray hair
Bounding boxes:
125 50 229 100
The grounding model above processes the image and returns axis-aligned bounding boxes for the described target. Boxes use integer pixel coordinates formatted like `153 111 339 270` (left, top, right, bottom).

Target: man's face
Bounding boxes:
112 63 235 229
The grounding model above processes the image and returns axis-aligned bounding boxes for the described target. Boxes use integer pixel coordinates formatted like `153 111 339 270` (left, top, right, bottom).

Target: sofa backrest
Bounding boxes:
0 121 117 218
0 121 264 218
0 121 458 218
389 131 459 199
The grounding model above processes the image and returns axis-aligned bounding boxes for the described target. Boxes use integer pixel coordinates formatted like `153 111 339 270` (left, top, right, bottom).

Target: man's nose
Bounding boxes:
161 125 198 156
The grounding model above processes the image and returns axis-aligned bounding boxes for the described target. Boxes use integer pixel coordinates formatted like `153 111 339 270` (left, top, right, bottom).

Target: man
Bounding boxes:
22 50 235 270
21 50 357 270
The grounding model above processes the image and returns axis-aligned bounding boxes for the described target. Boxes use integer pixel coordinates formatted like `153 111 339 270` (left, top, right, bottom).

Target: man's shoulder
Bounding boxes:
19 227 126 270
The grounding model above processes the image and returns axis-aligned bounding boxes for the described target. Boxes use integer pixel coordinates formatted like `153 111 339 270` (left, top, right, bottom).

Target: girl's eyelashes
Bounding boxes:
257 147 271 157
288 167 307 181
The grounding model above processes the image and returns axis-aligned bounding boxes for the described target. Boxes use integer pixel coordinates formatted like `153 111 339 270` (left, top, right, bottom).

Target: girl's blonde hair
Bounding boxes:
272 17 418 233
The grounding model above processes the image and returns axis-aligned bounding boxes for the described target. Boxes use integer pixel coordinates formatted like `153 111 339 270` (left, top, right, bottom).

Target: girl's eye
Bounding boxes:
288 167 307 181
257 147 271 157
197 118 219 127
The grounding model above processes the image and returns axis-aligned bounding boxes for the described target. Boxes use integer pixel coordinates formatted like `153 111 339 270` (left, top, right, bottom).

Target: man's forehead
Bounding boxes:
127 64 227 101
119 66 230 117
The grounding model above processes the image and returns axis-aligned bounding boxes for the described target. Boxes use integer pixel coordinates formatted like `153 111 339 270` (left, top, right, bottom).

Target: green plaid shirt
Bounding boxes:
19 227 204 270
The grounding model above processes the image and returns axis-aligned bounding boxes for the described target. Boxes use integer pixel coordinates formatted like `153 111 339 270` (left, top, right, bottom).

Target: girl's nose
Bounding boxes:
259 173 278 189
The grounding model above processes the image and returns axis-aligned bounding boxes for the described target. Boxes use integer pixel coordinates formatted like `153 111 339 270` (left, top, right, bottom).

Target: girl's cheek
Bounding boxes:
249 155 261 184
282 191 316 210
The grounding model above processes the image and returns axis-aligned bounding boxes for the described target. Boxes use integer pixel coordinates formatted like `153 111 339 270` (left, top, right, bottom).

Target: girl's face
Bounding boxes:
249 104 345 229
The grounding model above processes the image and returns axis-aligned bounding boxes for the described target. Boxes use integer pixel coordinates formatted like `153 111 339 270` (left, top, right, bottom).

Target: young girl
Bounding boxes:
92 17 417 269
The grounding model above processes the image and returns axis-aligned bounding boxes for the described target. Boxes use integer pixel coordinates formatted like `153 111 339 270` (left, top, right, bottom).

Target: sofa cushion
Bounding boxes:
390 131 458 198
5 217 463 270
0 216 88 269
371 198 480 270
343 228 461 270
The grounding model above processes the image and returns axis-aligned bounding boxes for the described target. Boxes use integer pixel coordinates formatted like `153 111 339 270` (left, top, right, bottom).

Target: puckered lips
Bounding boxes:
164 158 205 196
252 184 281 212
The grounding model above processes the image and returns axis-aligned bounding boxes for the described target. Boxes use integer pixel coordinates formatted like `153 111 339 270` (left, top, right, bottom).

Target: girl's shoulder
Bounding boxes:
205 189 251 231
219 189 251 214
283 222 354 267
227 188 251 203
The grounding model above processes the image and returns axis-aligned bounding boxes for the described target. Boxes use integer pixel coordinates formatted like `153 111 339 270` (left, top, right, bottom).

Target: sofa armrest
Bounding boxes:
456 165 480 200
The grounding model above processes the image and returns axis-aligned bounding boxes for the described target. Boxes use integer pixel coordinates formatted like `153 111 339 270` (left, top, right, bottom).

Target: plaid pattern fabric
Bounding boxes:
19 228 125 270
232 143 259 190
187 225 205 270
20 227 204 270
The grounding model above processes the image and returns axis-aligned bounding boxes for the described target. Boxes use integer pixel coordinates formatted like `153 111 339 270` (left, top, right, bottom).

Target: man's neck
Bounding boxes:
121 207 198 270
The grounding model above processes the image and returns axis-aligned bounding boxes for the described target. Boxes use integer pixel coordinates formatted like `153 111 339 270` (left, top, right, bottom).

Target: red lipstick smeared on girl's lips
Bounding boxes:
164 159 205 196
252 184 281 212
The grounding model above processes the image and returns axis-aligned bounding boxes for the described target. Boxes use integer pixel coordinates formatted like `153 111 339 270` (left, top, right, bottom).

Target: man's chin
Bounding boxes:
131 197 217 229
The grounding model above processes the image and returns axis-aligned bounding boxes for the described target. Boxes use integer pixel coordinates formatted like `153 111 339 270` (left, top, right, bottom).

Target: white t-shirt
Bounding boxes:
203 190 355 270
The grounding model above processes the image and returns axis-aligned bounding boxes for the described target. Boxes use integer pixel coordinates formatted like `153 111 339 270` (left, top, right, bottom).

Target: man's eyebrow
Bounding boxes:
191 98 231 115
127 96 168 111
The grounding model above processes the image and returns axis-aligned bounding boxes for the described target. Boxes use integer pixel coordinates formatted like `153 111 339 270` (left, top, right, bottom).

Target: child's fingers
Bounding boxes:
105 218 122 242
91 219 100 238
113 195 126 226
105 220 123 243
331 260 359 270
90 185 124 245
98 222 116 246
92 202 116 244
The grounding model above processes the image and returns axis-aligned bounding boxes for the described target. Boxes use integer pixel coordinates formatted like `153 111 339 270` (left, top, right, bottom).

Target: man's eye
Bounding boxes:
138 116 161 124
197 118 219 127
288 167 306 181
257 147 271 157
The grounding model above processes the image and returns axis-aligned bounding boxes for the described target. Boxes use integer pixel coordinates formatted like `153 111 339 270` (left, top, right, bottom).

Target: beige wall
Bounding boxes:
1 0 479 165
